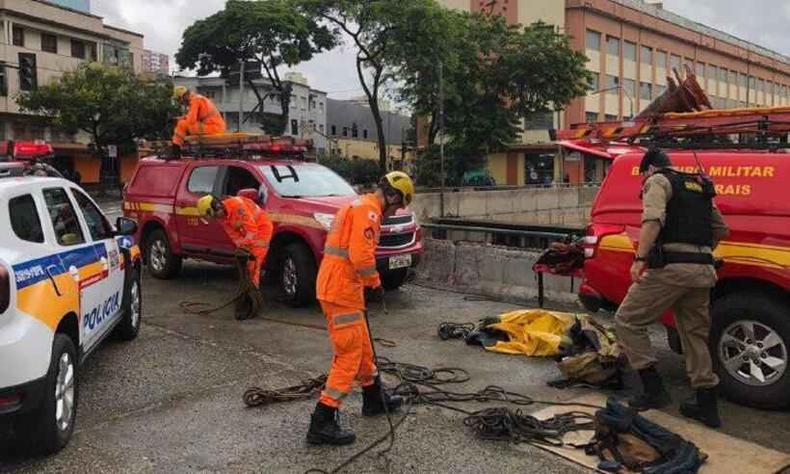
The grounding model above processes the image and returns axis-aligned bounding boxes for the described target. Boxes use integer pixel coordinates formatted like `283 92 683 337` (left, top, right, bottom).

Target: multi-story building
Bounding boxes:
174 71 329 155
436 0 790 185
326 98 414 170
142 49 169 76
1 0 144 141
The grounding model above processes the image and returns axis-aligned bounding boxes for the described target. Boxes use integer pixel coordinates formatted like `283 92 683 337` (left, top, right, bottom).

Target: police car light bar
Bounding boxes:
0 140 55 161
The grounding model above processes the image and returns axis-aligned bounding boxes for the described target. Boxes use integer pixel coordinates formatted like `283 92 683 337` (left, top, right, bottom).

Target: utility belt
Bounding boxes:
647 245 715 269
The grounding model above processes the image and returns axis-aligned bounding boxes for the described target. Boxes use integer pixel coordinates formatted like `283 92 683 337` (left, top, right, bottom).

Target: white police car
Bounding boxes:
0 176 142 454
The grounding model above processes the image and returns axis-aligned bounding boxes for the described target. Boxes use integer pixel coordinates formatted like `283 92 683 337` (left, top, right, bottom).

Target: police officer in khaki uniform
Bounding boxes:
615 148 729 428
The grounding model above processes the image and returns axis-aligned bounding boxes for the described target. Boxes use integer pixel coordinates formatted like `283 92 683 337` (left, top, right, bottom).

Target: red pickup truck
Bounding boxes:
123 148 423 306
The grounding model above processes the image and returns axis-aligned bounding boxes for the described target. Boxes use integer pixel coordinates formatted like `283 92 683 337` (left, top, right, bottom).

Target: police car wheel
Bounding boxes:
711 291 790 409
280 242 316 307
14 334 78 454
114 269 142 341
145 229 182 279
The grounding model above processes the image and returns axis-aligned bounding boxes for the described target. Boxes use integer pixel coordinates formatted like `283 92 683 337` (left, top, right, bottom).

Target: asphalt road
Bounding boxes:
1 258 789 473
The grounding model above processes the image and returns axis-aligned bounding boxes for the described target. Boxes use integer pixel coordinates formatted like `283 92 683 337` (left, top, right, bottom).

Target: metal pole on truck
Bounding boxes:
439 61 445 218
238 60 245 132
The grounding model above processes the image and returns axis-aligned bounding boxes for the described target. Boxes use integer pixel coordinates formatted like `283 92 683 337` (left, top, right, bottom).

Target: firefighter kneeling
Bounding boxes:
197 192 273 320
306 171 415 446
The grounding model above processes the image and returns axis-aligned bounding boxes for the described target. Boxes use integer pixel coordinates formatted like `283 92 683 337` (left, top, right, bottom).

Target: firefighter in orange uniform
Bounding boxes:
306 171 415 446
197 191 273 319
172 86 227 150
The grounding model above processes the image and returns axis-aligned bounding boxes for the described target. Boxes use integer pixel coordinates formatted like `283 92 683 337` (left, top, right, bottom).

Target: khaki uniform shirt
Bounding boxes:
641 173 729 288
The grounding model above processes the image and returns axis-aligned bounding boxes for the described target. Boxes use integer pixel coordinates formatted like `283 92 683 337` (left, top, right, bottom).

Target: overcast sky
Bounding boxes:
91 0 790 100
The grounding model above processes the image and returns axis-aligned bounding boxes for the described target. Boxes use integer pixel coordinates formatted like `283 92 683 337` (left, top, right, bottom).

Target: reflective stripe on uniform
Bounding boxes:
358 266 377 278
324 245 349 258
332 312 363 326
323 387 348 400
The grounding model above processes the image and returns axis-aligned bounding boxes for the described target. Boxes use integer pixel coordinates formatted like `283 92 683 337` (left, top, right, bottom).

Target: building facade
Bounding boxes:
142 49 169 76
174 72 329 155
437 0 790 185
1 0 144 141
326 98 413 168
45 0 89 13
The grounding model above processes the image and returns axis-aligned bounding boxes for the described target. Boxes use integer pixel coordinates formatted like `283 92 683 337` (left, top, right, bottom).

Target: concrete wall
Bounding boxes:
411 186 599 227
416 238 579 305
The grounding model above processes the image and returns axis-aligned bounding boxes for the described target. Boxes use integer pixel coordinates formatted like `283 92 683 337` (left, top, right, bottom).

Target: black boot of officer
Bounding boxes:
362 379 403 416
306 402 356 446
629 366 672 411
680 387 722 428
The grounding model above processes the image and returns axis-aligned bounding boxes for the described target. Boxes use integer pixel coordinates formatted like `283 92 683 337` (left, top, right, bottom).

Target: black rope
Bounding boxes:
437 322 476 340
243 375 327 407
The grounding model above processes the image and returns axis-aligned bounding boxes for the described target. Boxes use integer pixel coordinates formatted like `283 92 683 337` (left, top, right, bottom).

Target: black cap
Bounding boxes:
639 148 672 173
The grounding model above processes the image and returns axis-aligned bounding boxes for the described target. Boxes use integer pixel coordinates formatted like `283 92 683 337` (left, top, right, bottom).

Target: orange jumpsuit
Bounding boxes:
172 93 227 146
316 194 382 408
219 196 273 287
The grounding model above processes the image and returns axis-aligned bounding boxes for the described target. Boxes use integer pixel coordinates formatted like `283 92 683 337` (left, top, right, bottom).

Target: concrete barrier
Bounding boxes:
411 186 598 227
416 238 581 306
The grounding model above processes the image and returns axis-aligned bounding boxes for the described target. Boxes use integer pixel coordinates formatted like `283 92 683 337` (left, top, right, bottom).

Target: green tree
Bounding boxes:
300 0 447 173
17 62 176 190
176 0 336 135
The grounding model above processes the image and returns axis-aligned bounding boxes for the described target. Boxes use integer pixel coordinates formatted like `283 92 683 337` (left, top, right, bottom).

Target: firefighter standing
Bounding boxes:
196 192 273 319
306 171 415 446
172 86 227 153
615 149 729 428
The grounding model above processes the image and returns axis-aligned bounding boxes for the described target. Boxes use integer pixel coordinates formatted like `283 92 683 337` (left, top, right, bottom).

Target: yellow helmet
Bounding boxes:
381 171 415 206
173 86 189 101
196 194 218 217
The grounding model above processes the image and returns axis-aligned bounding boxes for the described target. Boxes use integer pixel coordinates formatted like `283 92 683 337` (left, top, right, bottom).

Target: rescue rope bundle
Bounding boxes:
243 375 328 407
437 321 476 340
463 407 594 447
180 256 261 320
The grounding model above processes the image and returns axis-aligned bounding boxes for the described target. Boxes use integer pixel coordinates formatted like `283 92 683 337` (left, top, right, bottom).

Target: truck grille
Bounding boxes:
379 232 416 249
383 214 414 226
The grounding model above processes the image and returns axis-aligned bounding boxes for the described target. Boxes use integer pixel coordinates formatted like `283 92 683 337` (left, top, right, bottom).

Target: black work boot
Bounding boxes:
628 366 672 411
306 403 356 446
362 380 403 417
680 387 722 428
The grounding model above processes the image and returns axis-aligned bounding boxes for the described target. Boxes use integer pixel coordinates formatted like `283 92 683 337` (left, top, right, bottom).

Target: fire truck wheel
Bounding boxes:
711 291 790 409
280 242 316 307
145 228 182 280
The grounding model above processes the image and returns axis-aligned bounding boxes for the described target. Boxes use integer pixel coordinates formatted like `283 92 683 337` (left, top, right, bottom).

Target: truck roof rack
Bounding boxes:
143 133 314 160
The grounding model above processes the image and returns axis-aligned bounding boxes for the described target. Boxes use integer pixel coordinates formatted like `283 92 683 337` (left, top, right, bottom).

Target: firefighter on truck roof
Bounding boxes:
171 86 227 156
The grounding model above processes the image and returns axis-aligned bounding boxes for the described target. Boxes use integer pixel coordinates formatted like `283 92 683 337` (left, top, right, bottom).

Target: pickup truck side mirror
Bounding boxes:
258 184 268 207
116 217 138 236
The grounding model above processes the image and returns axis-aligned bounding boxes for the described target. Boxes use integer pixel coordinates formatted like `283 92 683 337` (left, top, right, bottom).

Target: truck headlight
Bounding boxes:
313 213 335 231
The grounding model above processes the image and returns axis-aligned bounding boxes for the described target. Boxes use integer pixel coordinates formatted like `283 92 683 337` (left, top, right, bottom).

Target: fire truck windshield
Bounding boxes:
260 164 356 198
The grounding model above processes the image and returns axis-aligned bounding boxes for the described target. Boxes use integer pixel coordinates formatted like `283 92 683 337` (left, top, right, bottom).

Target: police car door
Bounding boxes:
69 187 126 350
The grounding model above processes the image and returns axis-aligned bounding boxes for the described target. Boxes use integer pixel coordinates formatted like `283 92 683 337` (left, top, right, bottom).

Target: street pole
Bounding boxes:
439 61 445 218
238 59 245 132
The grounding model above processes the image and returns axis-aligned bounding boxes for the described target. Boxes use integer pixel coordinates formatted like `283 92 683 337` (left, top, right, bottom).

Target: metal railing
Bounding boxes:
422 219 583 251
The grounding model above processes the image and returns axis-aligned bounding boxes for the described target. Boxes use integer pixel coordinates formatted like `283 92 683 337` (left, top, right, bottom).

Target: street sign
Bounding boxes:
107 145 118 158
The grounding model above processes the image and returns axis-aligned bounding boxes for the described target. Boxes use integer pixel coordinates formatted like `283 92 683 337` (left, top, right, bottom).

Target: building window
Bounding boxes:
758 79 765 94
623 78 636 99
585 30 601 51
695 62 705 79
640 82 652 101
670 54 681 71
656 51 667 69
585 112 599 123
588 73 599 91
12 25 24 47
342 127 348 137
708 65 718 82
351 123 358 138
71 39 86 59
41 33 58 54
331 125 336 135
654 84 667 97
604 114 618 122
0 64 7 96
640 46 652 65
684 58 694 70
363 129 368 139
728 70 737 85
739 73 747 88
623 41 636 61
606 75 619 92
291 119 298 135
606 36 620 56
718 67 727 82
319 124 324 132
727 98 736 109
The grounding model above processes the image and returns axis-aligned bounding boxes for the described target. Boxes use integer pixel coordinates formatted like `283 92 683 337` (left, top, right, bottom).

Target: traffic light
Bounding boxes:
18 53 37 91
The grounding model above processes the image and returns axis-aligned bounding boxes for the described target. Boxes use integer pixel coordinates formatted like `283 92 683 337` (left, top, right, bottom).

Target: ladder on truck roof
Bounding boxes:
558 107 790 143
142 133 314 160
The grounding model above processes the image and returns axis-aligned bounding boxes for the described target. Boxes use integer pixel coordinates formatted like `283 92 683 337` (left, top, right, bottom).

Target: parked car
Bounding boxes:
580 150 790 409
0 176 142 454
123 144 423 306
